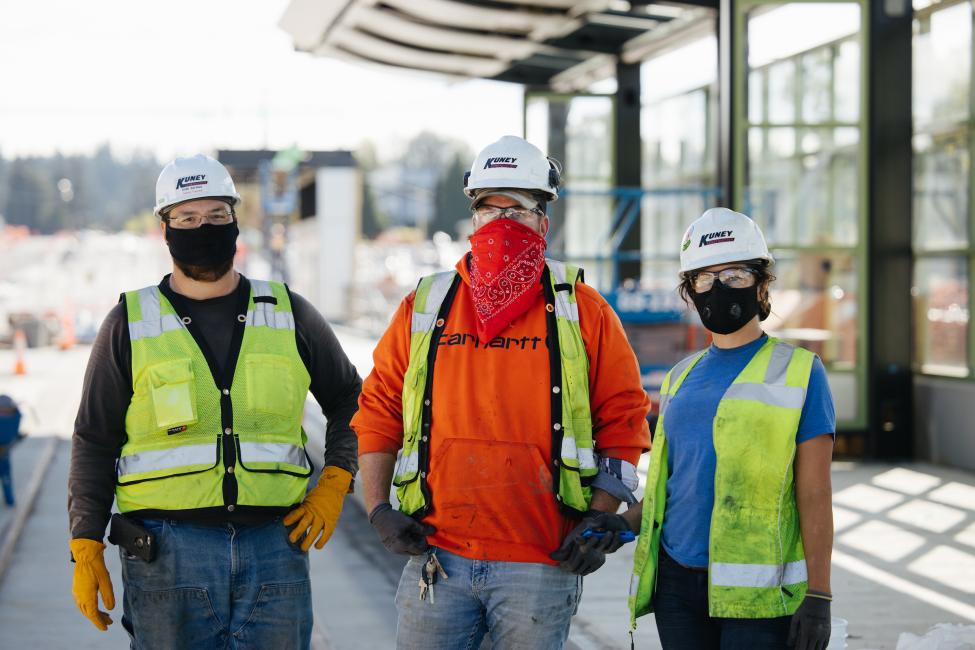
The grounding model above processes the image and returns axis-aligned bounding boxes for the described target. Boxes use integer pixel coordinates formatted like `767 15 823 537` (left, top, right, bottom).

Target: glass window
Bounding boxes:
767 60 796 124
801 47 833 123
914 131 969 251
834 40 860 123
744 5 861 248
913 2 970 131
914 257 970 377
526 95 615 291
525 97 549 154
566 97 613 182
749 69 766 123
741 2 865 426
912 0 972 377
766 251 859 368
643 90 711 184
747 3 861 67
640 35 719 288
745 126 859 247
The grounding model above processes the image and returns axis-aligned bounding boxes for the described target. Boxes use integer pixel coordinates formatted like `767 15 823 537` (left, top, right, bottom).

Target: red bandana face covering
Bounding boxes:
468 219 547 343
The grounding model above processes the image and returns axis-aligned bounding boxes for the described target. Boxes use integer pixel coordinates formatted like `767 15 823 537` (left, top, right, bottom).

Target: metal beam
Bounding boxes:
379 0 570 34
616 60 642 282
546 94 570 247
347 5 541 59
717 0 735 208
278 0 353 51
325 28 507 77
867 1 914 459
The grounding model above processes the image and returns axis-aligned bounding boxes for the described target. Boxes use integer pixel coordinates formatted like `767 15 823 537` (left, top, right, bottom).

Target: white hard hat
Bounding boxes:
154 154 241 217
464 135 560 202
679 207 774 274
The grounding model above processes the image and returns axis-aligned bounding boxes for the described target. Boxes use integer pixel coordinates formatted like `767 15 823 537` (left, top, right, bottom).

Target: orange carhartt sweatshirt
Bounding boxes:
352 257 651 564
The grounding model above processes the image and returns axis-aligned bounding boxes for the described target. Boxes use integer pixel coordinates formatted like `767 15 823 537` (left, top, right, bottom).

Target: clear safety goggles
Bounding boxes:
164 209 234 230
472 204 544 225
689 266 759 293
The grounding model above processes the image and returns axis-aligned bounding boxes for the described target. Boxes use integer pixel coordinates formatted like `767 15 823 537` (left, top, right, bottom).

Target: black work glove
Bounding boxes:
581 512 632 553
788 593 831 650
549 512 631 575
368 503 436 555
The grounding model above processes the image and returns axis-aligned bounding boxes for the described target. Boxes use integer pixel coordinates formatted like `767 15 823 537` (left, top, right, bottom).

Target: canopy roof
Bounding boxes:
279 0 714 87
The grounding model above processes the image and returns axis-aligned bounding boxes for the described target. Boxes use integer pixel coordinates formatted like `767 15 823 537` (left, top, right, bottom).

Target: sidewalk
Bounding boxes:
331 328 975 648
1 338 974 648
0 437 129 650
587 461 975 650
0 436 50 547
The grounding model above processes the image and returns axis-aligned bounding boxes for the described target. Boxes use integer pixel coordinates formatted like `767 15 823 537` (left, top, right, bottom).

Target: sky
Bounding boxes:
0 0 523 162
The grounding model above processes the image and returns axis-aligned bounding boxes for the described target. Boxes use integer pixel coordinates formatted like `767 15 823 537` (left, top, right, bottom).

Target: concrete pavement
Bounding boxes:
1 340 975 648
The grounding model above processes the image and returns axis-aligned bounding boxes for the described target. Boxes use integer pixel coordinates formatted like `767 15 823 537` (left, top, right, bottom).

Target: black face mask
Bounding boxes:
165 221 239 268
690 280 760 335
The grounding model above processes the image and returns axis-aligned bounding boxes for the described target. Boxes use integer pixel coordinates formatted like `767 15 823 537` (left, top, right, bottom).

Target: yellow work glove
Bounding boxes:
283 466 353 552
69 538 115 631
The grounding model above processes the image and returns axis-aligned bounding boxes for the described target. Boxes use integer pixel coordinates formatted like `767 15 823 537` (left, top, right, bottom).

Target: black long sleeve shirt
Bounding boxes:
68 274 361 540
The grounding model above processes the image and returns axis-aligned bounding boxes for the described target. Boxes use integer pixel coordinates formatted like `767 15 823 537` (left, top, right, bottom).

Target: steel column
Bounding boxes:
867 1 913 458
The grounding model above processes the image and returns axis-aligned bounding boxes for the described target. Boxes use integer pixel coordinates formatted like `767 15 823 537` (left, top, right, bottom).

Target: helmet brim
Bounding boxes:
156 195 240 218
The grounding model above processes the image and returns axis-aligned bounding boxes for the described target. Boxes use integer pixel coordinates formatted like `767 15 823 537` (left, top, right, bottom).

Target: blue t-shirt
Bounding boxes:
660 334 835 569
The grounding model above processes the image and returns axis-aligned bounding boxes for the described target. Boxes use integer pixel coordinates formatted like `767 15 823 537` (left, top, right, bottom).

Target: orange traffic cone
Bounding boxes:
12 329 26 375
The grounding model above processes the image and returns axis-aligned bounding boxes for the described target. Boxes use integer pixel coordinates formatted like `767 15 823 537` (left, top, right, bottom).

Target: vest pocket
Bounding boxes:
148 359 198 432
244 354 295 418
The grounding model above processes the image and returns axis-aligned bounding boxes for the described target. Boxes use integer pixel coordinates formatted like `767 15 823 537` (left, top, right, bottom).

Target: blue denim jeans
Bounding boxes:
653 548 792 650
394 548 582 650
119 517 312 650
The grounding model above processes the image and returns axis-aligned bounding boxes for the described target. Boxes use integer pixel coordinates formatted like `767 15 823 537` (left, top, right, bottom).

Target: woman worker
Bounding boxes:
588 208 835 650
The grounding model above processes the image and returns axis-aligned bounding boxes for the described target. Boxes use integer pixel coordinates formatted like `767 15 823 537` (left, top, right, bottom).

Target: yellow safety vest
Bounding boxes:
393 259 597 517
630 337 815 623
115 279 312 513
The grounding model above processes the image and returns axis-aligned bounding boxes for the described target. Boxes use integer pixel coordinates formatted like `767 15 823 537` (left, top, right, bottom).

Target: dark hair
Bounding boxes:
678 262 776 321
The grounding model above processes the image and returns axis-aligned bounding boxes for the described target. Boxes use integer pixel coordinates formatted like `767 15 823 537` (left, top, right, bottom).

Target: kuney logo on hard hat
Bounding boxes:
484 157 518 169
176 174 207 190
699 230 734 247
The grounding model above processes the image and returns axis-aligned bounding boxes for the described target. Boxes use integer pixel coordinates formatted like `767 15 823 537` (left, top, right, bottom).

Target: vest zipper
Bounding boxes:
158 275 250 512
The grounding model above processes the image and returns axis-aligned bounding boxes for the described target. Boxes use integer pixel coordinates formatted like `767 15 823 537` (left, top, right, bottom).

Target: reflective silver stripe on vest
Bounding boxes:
128 287 186 341
117 443 216 477
251 279 274 298
130 314 184 341
394 450 418 477
411 272 455 334
764 342 794 385
245 309 295 330
561 436 597 470
660 352 703 419
723 383 806 409
546 259 580 322
246 280 295 330
239 441 309 469
710 560 808 588
658 393 672 421
629 572 640 598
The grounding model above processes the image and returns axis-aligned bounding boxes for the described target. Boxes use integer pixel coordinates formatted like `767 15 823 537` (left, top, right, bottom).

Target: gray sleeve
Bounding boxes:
290 290 362 477
68 301 131 541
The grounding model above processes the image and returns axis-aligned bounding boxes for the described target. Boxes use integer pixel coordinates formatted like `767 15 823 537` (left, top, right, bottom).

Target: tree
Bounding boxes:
0 146 159 233
5 159 56 233
430 153 471 239
355 142 388 240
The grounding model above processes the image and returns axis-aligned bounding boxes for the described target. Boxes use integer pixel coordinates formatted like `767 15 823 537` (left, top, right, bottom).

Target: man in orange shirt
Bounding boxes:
352 136 651 648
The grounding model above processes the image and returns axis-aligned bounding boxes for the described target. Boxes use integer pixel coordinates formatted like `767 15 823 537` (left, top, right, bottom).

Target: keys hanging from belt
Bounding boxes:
417 551 448 604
